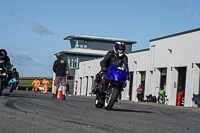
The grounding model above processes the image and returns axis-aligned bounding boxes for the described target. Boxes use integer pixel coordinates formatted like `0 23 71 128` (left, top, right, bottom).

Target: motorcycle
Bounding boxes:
95 61 128 110
0 61 7 95
8 77 17 92
192 94 200 107
157 89 166 104
146 94 156 102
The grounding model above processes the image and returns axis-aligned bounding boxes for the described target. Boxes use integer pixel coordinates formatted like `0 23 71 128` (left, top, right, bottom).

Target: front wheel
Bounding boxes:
0 78 3 95
158 96 165 104
104 87 119 110
9 83 14 92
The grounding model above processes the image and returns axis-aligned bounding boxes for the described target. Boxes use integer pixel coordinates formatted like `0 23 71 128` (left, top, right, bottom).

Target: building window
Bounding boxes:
70 39 88 48
67 57 79 69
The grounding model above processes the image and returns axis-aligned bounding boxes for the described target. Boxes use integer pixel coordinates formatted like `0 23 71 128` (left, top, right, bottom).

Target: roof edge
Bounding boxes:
150 27 200 42
127 48 150 54
64 35 137 44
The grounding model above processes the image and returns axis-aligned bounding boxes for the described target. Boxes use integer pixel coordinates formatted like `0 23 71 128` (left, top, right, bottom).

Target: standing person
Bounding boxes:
42 78 49 94
65 82 71 96
31 78 40 93
136 85 143 102
52 53 67 100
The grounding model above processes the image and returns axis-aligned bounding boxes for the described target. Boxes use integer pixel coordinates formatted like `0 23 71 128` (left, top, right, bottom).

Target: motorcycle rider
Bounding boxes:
92 42 129 94
0 49 13 85
13 68 19 86
0 49 11 68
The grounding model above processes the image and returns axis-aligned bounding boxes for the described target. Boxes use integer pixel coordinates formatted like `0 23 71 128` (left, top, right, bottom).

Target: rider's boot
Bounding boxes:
92 82 98 94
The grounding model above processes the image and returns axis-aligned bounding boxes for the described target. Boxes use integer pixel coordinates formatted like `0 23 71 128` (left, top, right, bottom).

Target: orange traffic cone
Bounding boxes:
32 88 34 92
57 86 62 99
26 87 28 91
16 86 18 90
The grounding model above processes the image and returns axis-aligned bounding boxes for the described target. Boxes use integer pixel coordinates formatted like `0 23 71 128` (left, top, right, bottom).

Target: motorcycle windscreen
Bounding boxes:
111 61 127 71
108 61 128 82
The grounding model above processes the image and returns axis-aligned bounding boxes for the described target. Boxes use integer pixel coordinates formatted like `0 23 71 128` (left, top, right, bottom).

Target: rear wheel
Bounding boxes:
9 83 14 92
95 92 104 108
104 87 119 110
95 99 104 108
0 78 3 95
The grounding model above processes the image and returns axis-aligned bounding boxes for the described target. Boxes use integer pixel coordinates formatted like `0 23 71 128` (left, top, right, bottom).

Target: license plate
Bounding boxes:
0 68 2 70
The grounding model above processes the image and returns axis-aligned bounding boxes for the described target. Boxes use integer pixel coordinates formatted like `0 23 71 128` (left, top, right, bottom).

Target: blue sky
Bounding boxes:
0 0 200 77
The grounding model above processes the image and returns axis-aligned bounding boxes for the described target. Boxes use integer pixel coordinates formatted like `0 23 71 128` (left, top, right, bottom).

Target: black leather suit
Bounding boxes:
96 50 129 82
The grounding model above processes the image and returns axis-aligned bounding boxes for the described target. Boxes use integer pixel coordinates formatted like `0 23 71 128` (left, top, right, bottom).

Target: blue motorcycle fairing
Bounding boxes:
8 77 17 90
9 78 16 84
103 62 128 84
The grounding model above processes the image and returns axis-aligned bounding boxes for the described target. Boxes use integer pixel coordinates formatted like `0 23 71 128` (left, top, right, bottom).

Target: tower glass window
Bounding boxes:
70 39 88 48
67 57 79 69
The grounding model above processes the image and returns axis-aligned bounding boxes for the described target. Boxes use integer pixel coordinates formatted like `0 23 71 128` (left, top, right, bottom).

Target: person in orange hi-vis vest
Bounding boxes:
42 78 49 94
31 78 40 93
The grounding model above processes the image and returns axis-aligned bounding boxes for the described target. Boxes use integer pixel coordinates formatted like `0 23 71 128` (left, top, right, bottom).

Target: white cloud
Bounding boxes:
173 0 199 20
187 0 191 4
9 51 49 66
30 19 55 35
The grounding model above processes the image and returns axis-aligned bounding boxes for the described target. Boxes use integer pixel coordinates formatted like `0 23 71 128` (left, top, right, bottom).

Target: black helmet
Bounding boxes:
13 68 16 71
0 49 7 59
114 42 125 57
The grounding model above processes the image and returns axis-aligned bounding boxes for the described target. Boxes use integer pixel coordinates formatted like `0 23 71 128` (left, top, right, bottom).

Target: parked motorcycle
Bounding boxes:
192 94 200 107
95 61 128 110
146 94 156 102
157 89 166 104
8 77 17 92
0 61 7 95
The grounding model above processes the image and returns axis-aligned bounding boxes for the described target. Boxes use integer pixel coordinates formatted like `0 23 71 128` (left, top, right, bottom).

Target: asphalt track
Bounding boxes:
0 89 200 133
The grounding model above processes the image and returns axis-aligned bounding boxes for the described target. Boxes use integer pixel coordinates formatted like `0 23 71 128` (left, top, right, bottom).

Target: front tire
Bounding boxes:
158 96 165 104
0 78 3 95
9 83 14 92
104 87 119 110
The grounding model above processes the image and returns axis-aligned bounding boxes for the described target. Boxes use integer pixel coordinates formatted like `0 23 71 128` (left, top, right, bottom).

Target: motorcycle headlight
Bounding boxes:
1 73 6 76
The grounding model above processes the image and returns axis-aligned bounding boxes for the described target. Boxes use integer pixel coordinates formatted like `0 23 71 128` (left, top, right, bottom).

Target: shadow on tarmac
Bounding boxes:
112 108 154 113
1 93 37 98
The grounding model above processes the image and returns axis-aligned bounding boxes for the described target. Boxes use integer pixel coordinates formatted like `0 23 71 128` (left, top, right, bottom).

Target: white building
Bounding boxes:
73 28 200 107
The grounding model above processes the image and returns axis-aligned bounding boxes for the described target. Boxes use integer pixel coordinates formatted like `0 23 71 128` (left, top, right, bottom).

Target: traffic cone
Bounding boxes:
32 88 34 92
57 85 62 99
26 87 28 91
16 86 18 90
